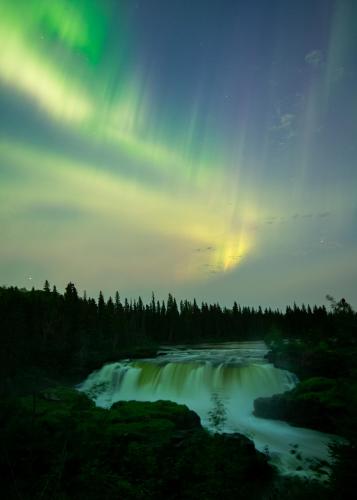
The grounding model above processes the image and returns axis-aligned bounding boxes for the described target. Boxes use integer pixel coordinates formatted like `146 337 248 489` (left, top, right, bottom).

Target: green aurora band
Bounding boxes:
0 0 356 305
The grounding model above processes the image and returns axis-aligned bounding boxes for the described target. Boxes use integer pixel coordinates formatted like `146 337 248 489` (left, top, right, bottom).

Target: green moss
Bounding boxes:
111 399 200 429
0 387 272 499
295 377 336 393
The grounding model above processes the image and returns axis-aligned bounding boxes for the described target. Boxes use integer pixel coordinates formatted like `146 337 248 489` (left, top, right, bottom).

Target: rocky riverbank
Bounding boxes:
254 340 357 498
0 387 272 499
254 376 347 433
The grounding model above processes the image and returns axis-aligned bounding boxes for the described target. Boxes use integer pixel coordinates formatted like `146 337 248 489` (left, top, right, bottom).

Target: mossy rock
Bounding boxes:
1 387 272 499
111 399 201 430
254 376 349 433
20 386 94 412
295 377 336 393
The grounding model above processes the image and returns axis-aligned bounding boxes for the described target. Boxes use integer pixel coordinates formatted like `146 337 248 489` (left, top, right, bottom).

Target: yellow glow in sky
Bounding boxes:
0 140 256 281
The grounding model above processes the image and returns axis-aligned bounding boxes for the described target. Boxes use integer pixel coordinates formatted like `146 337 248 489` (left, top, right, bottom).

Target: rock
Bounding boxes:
111 399 201 430
254 394 289 420
254 377 346 433
40 392 61 401
1 387 273 499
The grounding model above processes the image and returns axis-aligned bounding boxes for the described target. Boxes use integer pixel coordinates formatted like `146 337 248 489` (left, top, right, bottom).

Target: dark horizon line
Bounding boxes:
1 281 351 314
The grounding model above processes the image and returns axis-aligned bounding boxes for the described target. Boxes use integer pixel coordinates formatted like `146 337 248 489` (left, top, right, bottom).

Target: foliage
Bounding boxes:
257 297 357 497
2 283 355 396
0 388 272 499
208 392 227 432
1 283 357 497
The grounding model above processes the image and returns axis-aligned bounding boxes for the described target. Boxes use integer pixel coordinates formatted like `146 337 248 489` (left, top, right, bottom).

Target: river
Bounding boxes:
78 341 339 480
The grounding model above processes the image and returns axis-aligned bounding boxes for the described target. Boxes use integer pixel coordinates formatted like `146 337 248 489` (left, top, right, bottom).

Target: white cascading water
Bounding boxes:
78 341 339 480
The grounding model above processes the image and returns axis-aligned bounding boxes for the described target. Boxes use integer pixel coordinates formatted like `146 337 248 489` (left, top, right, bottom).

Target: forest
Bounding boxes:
1 282 356 499
0 281 350 389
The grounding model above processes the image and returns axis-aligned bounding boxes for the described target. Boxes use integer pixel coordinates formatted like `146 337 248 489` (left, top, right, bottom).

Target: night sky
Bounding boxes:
0 0 356 307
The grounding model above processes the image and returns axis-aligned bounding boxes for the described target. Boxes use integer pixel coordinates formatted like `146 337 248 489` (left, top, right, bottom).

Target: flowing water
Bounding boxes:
78 341 339 480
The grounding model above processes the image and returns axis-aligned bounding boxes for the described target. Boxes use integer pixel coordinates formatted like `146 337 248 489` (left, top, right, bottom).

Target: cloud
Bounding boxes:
331 66 345 83
265 212 332 224
291 213 315 220
269 113 296 145
26 203 87 221
279 114 295 129
319 240 342 249
305 50 323 68
271 113 295 131
264 216 277 224
194 246 215 253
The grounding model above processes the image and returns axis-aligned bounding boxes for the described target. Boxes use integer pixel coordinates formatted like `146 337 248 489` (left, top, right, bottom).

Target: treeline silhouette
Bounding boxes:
1 282 356 499
0 281 353 388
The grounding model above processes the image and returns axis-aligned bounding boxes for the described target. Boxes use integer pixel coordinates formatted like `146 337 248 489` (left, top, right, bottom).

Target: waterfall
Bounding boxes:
78 341 339 480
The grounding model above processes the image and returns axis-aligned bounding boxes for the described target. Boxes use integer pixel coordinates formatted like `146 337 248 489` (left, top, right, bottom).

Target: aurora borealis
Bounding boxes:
0 0 356 307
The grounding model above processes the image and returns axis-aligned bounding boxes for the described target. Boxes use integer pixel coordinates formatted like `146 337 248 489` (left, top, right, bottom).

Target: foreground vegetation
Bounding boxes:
255 297 357 497
1 283 356 498
0 387 272 499
0 282 345 394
